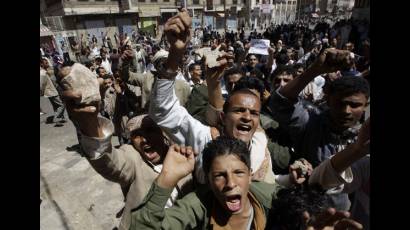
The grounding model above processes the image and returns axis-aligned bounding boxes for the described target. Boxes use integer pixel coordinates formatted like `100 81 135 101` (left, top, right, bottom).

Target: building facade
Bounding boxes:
40 0 251 57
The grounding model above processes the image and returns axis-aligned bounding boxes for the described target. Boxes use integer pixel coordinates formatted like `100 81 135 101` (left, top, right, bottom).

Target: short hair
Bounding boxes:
293 63 305 70
95 57 102 63
96 67 105 75
223 67 245 81
267 185 332 230
249 68 264 79
276 52 290 65
223 89 260 113
246 53 260 61
271 64 295 80
188 63 201 73
233 76 265 99
327 75 370 98
202 136 250 176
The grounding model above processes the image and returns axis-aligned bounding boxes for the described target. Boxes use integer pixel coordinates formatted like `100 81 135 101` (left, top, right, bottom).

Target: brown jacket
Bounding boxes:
80 117 193 230
103 84 141 138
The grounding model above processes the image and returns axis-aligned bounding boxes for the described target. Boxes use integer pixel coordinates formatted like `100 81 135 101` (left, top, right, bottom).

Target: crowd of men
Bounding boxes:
40 9 370 230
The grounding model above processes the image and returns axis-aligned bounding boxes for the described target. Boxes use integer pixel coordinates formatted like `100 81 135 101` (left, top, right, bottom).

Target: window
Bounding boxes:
151 0 157 2
164 0 169 2
233 0 237 4
193 0 200 4
95 0 106 1
138 0 145 2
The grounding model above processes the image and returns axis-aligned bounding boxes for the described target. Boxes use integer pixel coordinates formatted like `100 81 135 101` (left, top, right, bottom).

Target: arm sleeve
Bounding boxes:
342 156 370 194
80 117 136 188
149 79 212 150
268 89 310 135
149 78 212 183
308 157 353 190
129 182 205 230
205 104 223 127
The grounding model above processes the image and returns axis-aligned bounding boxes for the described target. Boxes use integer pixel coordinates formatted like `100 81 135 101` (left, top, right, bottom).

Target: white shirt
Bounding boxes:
101 58 112 75
149 79 276 184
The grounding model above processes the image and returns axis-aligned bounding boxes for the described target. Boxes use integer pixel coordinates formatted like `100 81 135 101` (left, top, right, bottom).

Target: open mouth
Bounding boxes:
142 144 159 161
143 145 155 153
236 124 252 135
225 194 242 212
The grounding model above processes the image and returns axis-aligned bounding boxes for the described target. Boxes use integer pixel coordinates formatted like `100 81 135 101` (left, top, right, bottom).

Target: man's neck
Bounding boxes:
191 77 201 84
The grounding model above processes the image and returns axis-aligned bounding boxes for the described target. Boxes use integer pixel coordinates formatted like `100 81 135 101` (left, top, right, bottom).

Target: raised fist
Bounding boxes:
164 8 192 54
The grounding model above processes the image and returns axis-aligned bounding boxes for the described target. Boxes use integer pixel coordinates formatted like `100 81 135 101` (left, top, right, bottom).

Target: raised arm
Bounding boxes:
205 52 233 110
60 72 136 189
129 145 207 230
309 118 370 189
279 48 353 101
148 9 211 152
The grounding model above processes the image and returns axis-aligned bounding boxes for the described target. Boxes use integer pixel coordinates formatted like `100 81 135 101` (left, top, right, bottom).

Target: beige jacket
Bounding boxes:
40 69 58 97
80 117 193 230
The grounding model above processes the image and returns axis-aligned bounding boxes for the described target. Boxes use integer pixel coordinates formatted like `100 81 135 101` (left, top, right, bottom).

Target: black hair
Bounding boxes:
249 68 264 79
293 63 305 70
267 185 332 230
95 57 102 63
222 88 260 113
202 136 250 176
223 67 245 82
62 60 75 67
188 63 201 73
232 76 265 99
246 53 260 61
276 51 290 65
271 64 295 80
327 75 370 98
96 66 105 75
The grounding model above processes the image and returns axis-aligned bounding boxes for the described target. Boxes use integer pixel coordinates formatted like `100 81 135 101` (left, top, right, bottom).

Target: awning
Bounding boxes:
40 24 53 37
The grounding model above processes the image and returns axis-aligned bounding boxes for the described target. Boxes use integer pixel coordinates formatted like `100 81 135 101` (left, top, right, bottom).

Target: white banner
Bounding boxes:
248 39 271 55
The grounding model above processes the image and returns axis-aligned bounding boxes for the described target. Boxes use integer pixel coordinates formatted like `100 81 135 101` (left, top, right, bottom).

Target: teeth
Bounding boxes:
237 125 251 132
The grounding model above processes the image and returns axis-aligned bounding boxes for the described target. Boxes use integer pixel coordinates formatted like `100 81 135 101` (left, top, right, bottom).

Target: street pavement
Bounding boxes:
40 97 123 230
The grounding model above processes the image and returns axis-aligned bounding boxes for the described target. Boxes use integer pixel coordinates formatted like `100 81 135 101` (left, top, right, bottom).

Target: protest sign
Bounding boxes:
248 39 270 55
